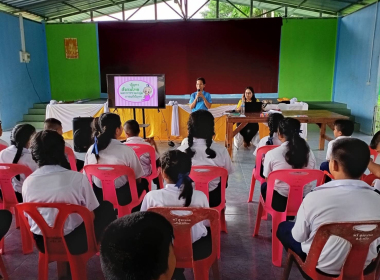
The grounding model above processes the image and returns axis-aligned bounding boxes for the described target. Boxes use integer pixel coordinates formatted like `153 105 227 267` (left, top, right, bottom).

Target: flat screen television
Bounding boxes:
107 74 166 109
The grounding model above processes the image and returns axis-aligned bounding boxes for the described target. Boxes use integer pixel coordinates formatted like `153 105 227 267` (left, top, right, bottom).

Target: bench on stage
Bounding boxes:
225 110 349 157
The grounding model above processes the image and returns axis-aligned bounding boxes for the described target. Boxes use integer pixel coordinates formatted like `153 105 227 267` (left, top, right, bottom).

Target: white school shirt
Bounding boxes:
22 165 99 235
253 133 282 156
0 145 38 193
84 139 144 189
125 136 159 177
326 136 351 160
263 141 316 197
177 138 234 191
0 139 8 147
141 184 209 242
292 180 380 275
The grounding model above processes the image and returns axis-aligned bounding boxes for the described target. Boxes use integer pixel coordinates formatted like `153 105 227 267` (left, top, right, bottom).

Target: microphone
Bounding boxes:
197 89 201 102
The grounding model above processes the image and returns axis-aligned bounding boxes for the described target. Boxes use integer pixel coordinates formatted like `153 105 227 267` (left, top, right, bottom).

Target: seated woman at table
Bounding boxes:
261 118 316 212
236 86 260 148
177 110 234 208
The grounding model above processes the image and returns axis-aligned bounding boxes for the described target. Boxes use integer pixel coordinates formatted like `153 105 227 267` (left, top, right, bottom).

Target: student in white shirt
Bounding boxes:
277 138 380 276
141 150 211 279
0 124 38 202
123 120 160 186
262 118 316 212
0 120 8 147
84 113 147 211
177 110 234 208
320 119 354 173
23 130 116 255
44 118 76 170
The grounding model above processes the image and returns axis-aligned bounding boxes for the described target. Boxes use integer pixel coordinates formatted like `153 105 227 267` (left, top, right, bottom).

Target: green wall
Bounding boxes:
278 18 338 101
46 23 100 101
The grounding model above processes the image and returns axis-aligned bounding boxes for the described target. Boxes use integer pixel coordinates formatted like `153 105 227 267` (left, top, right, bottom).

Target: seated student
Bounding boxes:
44 118 83 170
0 120 8 147
100 212 175 280
141 150 211 280
320 119 354 172
370 130 380 154
177 110 234 208
0 124 38 202
22 130 117 255
262 118 316 212
84 113 148 210
123 120 160 185
277 138 380 276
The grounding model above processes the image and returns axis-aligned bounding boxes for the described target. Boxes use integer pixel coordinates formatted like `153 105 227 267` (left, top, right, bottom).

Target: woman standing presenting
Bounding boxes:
236 86 260 148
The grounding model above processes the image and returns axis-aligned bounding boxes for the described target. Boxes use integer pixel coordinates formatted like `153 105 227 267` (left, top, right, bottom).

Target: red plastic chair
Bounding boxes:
84 164 146 217
16 203 98 280
253 169 325 267
283 221 380 280
361 174 379 186
248 145 279 202
370 147 378 162
0 163 33 255
0 144 7 152
64 146 77 172
0 254 7 280
125 143 162 190
189 166 228 233
148 207 220 280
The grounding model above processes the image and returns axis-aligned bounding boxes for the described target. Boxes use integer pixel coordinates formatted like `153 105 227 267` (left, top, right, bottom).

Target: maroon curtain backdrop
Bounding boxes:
98 18 282 95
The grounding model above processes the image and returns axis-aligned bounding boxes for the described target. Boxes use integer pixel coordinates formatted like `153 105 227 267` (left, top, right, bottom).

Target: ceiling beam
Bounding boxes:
16 0 67 10
249 0 337 15
2 0 47 19
331 0 365 5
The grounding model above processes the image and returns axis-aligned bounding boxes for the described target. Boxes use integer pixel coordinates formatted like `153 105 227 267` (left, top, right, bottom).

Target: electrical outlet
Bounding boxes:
19 51 30 63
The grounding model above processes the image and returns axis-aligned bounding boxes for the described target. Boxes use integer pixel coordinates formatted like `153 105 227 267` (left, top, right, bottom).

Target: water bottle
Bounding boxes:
241 99 245 115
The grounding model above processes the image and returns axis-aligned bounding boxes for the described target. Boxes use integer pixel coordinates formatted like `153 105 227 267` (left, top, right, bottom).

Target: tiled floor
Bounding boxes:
0 126 373 279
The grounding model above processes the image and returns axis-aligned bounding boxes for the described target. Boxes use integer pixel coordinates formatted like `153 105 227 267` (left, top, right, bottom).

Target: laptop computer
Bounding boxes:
245 102 263 113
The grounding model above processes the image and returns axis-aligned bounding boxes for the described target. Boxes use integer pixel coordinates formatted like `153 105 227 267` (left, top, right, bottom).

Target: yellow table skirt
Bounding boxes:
62 104 270 141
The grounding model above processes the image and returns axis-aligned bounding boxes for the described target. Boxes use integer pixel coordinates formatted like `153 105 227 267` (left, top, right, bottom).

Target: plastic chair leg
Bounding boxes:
211 260 220 280
38 253 49 280
0 255 8 280
14 208 20 229
20 219 33 255
253 202 264 236
0 239 4 255
221 209 227 233
272 213 285 267
193 261 210 280
261 208 268 221
248 176 256 202
70 258 89 280
282 252 294 280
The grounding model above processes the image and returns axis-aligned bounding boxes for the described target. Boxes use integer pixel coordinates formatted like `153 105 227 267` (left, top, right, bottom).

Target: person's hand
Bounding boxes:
198 91 204 99
145 137 155 146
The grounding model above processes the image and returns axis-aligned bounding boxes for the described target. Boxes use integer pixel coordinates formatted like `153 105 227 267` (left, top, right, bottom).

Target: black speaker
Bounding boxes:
73 117 94 152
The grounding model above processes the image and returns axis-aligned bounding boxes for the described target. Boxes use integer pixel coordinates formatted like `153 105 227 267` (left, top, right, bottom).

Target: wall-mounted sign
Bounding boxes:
64 38 78 59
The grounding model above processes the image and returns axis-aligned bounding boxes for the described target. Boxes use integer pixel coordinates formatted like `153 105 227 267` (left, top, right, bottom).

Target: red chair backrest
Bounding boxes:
362 174 379 186
148 207 219 268
64 146 77 171
266 169 325 215
83 165 139 214
16 203 97 259
0 144 7 152
254 145 279 182
370 147 378 162
303 221 380 279
190 166 228 202
0 164 33 208
125 143 157 178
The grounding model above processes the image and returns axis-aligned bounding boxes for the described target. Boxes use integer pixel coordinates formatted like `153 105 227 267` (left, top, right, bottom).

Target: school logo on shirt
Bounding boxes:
118 81 153 103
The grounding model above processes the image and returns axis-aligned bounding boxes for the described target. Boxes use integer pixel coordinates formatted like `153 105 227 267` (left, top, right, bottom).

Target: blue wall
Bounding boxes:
334 3 380 134
0 12 50 130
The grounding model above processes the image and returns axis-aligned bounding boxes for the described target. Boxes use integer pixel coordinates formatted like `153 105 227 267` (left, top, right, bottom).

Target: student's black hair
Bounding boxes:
185 110 216 159
10 124 36 165
196 77 206 84
100 211 174 280
242 86 256 102
91 117 102 142
95 113 122 161
44 118 62 131
331 138 370 179
161 150 193 207
370 131 380 150
334 119 354 136
266 113 284 145
278 118 310 169
123 120 140 136
30 130 70 169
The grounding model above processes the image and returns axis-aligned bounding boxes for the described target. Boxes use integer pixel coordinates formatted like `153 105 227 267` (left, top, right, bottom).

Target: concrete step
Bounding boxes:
28 108 46 115
23 114 45 122
33 103 48 109
17 121 44 129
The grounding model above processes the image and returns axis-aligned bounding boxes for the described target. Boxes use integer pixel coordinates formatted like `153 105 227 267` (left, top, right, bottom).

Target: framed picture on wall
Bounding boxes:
64 38 79 59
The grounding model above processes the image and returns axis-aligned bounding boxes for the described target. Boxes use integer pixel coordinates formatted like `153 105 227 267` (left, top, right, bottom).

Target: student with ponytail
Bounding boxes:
177 110 234 208
84 113 147 210
0 124 38 202
261 118 316 212
141 150 211 279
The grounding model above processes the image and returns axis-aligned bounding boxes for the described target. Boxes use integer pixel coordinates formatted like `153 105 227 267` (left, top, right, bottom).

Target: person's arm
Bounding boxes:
189 93 197 110
368 160 380 178
291 202 311 243
200 92 212 109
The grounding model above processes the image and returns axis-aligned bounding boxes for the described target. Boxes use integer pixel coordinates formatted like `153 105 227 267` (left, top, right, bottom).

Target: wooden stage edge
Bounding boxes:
225 110 349 157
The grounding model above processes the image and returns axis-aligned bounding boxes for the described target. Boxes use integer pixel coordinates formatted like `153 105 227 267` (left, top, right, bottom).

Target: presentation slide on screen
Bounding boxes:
114 76 158 107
